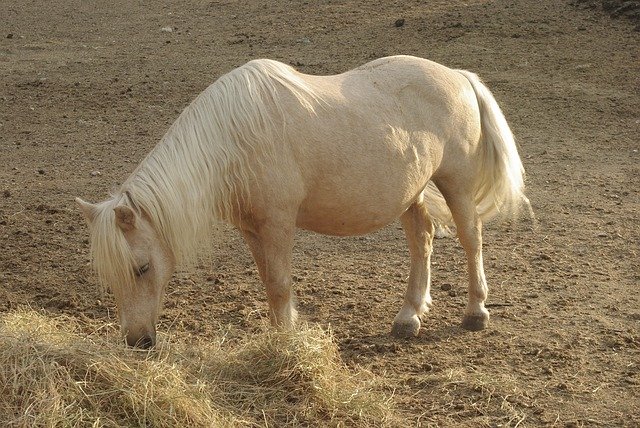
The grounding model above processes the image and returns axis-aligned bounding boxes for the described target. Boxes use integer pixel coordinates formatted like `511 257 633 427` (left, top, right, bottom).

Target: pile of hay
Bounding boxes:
0 309 396 427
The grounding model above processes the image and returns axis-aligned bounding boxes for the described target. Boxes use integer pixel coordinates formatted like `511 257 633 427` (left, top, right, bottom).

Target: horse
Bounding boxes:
76 55 529 349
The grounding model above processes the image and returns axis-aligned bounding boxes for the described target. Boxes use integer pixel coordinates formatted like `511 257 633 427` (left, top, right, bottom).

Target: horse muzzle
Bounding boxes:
125 329 156 349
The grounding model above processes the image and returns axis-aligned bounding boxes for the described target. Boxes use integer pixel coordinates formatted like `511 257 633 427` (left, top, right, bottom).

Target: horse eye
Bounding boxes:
135 263 150 277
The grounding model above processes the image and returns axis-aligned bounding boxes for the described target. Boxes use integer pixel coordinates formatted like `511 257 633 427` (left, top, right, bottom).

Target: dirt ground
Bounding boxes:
1 0 639 426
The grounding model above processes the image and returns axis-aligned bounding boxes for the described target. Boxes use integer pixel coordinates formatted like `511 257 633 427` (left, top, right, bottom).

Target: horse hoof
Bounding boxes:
391 318 420 338
461 313 489 331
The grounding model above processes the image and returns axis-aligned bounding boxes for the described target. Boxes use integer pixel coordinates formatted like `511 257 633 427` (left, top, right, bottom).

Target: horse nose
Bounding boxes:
126 333 156 349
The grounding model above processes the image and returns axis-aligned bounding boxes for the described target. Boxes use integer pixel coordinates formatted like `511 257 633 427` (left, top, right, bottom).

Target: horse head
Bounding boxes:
76 196 175 349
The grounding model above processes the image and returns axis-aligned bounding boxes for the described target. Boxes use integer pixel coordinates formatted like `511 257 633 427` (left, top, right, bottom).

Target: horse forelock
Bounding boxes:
89 198 137 295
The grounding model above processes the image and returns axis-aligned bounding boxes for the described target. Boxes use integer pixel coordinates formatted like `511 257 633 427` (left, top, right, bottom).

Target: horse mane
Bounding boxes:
89 59 320 290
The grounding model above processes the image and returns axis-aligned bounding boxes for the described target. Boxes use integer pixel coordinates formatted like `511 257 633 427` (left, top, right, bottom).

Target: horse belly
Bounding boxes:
296 201 399 236
295 158 428 236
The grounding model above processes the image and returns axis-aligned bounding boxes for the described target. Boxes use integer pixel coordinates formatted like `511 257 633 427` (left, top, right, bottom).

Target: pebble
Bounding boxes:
440 283 452 291
37 169 45 175
90 170 101 177
2 190 10 198
160 26 173 33
395 18 405 27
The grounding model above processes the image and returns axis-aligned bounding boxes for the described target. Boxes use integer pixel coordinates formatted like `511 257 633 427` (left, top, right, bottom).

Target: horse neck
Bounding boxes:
122 140 220 266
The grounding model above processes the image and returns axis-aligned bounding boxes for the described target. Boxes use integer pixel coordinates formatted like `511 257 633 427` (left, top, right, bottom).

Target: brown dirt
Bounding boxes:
571 0 640 30
1 0 639 426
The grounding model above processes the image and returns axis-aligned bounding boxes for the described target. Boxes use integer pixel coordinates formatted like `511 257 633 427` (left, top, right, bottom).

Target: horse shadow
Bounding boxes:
337 323 470 362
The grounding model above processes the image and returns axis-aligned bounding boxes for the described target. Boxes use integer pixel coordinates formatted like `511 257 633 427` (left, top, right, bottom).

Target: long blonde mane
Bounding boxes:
89 60 320 290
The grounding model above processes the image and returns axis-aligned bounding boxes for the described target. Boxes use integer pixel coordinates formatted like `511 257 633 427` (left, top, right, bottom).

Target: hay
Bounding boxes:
0 309 396 427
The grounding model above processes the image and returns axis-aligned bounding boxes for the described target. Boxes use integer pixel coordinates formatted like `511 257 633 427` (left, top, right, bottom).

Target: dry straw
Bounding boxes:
0 309 397 427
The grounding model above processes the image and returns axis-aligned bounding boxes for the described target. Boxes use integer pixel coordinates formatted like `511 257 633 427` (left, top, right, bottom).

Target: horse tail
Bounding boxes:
424 70 530 227
457 69 530 222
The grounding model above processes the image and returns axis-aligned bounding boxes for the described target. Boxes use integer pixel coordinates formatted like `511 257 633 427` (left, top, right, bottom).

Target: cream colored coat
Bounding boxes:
77 56 528 348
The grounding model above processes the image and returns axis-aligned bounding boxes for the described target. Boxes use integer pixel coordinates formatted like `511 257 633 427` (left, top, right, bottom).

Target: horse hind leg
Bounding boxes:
391 200 435 338
435 180 490 331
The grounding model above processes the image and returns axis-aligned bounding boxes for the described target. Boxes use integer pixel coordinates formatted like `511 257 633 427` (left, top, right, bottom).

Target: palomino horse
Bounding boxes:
76 55 528 348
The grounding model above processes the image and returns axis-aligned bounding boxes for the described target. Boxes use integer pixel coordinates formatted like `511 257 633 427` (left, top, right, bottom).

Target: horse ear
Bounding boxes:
75 197 98 224
114 205 137 231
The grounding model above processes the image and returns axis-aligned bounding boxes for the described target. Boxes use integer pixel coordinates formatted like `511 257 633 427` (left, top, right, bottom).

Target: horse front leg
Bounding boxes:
392 201 435 338
241 219 297 329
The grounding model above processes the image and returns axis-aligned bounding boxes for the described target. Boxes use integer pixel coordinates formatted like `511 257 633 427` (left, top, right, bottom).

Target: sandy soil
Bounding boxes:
1 0 639 426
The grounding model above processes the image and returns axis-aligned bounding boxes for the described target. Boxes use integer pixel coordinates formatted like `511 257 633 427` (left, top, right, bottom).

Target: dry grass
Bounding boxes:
0 309 397 427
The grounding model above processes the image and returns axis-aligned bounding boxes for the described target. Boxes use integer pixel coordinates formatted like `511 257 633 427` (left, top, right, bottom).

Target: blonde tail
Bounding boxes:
424 70 531 225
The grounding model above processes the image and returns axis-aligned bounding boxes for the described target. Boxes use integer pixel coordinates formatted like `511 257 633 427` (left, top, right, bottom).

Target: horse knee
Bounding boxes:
265 279 293 303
